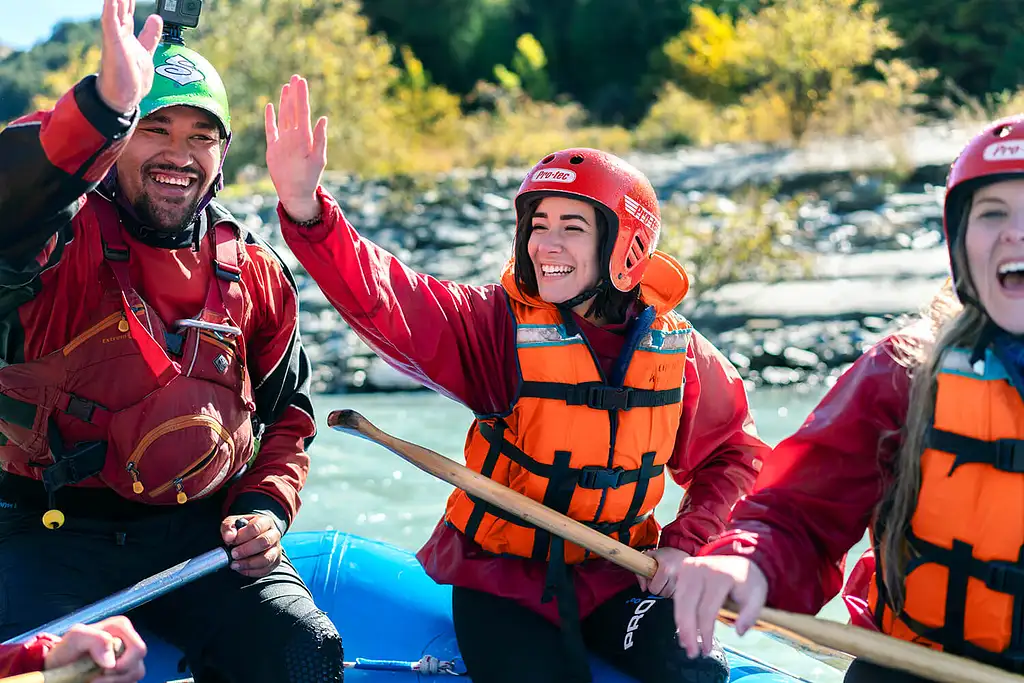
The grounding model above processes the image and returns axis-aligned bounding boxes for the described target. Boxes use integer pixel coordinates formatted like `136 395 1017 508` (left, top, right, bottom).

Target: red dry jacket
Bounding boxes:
0 635 56 676
0 76 316 524
700 333 914 616
281 186 770 621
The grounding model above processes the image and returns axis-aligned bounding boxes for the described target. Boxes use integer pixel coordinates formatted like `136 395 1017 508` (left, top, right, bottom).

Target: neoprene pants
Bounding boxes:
452 585 730 683
0 486 343 683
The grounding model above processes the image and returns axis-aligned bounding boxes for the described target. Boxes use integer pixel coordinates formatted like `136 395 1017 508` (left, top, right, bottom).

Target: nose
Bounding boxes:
158 134 195 168
1001 213 1024 243
535 231 564 253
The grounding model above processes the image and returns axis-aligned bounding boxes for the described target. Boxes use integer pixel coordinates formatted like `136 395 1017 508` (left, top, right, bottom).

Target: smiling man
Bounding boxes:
0 1 341 681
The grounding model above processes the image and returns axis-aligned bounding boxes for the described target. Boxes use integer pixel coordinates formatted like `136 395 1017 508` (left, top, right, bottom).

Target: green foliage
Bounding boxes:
658 187 815 295
492 33 553 101
876 0 1024 99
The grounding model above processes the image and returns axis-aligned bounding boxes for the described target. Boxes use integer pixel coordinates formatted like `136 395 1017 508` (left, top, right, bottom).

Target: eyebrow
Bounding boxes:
142 114 219 132
974 197 1007 207
533 212 591 225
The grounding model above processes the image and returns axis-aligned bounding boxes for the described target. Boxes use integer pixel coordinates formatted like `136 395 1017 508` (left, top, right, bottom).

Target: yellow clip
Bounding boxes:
42 509 65 529
132 481 144 494
176 491 188 504
118 318 129 333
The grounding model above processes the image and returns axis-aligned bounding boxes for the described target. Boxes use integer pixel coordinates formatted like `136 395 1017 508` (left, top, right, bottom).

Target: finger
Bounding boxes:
636 575 649 593
279 83 293 131
101 0 117 40
101 616 147 659
735 583 768 636
288 76 302 137
265 103 279 144
649 569 670 597
229 516 268 547
84 633 119 670
138 14 163 55
673 580 703 658
94 662 145 683
695 580 732 656
220 515 248 544
126 0 136 26
231 527 280 562
313 116 328 164
231 543 281 574
296 77 313 149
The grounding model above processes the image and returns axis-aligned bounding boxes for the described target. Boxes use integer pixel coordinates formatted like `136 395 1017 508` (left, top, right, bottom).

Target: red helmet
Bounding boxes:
514 148 661 292
944 115 1024 298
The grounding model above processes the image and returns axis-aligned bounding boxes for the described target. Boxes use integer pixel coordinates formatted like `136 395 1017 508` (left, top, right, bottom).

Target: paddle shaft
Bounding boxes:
328 408 1024 683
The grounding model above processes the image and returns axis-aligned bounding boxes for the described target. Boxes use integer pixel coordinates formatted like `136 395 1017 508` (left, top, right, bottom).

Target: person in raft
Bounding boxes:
266 74 771 683
667 113 1024 682
0 616 146 682
0 0 341 680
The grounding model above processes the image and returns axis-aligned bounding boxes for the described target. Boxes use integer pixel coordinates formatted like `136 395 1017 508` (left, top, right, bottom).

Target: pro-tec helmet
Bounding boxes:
514 148 661 292
944 115 1024 302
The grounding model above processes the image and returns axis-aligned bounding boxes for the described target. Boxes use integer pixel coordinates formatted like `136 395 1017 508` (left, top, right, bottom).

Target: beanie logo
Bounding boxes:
532 168 576 183
983 141 1024 161
155 54 206 87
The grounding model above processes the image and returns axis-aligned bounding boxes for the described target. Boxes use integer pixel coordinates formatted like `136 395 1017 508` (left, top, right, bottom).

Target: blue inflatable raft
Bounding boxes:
138 531 811 682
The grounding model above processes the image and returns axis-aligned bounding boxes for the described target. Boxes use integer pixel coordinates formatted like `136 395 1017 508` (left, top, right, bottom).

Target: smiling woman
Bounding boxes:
274 72 773 683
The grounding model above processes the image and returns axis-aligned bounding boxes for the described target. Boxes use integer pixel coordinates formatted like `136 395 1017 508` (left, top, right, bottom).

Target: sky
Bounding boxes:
0 1 102 50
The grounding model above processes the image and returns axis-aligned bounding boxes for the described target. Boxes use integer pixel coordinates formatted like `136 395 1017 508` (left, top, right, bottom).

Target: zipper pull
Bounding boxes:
118 313 129 333
174 478 188 505
126 462 144 494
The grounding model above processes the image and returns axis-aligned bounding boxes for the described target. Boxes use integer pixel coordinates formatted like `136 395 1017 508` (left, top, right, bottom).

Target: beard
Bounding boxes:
130 164 209 233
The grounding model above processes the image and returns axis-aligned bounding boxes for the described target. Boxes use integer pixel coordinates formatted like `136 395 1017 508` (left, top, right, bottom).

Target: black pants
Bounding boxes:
452 585 729 683
0 480 343 683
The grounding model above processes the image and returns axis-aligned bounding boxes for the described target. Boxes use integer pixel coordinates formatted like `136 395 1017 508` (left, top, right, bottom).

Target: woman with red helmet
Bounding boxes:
667 114 1024 682
269 75 768 683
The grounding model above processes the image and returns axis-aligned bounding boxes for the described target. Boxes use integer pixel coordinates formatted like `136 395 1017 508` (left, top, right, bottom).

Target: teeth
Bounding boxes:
998 261 1024 275
542 265 574 275
152 173 192 187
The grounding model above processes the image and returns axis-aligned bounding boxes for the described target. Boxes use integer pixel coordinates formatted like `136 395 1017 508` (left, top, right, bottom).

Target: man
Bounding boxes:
0 1 342 681
0 617 146 683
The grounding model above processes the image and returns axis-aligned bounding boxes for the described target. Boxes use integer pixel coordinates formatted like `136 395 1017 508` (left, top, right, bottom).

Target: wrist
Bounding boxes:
280 196 322 225
95 80 135 117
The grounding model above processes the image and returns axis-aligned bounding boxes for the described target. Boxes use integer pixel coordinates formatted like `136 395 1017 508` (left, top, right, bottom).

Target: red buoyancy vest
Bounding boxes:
0 197 256 517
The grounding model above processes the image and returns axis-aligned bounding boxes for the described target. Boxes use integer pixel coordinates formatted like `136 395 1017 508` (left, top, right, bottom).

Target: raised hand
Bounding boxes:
96 0 164 114
265 75 329 223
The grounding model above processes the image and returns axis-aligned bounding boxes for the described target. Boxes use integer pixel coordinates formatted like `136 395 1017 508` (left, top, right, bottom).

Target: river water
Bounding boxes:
292 385 871 682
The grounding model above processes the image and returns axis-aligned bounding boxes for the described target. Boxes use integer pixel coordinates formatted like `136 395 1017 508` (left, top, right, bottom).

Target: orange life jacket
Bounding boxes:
444 251 691 565
0 196 256 517
869 345 1024 672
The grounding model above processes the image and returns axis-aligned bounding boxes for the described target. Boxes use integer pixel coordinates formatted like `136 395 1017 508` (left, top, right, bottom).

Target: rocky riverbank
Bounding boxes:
220 123 975 394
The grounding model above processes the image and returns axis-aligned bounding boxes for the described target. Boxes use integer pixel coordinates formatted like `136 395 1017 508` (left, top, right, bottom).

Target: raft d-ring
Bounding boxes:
42 509 65 529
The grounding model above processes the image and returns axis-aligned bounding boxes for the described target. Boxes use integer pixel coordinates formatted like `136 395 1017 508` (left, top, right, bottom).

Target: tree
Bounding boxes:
662 0 903 141
191 0 410 179
31 44 101 111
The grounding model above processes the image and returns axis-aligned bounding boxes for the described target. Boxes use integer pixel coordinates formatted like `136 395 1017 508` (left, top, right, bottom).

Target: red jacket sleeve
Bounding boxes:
279 186 516 414
698 334 912 614
659 331 769 555
0 635 57 676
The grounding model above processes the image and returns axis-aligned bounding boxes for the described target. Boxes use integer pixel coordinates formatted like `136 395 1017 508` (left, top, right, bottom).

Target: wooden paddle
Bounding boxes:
0 641 124 683
328 408 1024 683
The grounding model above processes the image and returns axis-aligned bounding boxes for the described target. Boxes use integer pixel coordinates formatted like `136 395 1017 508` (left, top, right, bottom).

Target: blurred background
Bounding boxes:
1 2 1008 676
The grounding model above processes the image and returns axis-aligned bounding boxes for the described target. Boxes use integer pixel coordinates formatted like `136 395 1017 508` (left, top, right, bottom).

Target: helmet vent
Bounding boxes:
625 236 646 268
542 154 555 163
569 154 585 164
996 124 1013 138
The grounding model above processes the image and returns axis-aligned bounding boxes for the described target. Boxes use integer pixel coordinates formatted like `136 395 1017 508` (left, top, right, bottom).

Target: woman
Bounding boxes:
668 114 1024 681
268 75 769 683
0 616 147 681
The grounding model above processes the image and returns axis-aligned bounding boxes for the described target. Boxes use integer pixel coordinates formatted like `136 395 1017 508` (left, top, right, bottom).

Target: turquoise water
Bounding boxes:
293 385 870 682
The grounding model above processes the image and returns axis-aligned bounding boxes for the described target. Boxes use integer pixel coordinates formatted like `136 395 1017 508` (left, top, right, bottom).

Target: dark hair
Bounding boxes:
512 195 640 324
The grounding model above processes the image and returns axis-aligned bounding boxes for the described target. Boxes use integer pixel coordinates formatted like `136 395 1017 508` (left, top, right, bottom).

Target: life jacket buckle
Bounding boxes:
41 440 107 492
587 386 631 411
214 262 242 283
994 439 1024 472
577 465 626 489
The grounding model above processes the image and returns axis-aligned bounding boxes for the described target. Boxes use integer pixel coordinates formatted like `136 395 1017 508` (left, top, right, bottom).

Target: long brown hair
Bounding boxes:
875 207 990 612
512 196 640 324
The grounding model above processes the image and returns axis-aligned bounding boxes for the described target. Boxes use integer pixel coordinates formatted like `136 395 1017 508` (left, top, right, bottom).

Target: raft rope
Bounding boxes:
163 654 465 681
